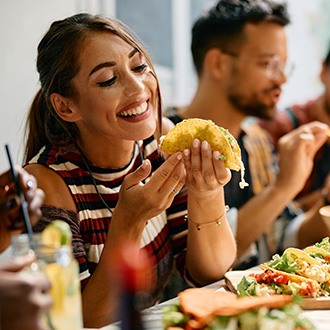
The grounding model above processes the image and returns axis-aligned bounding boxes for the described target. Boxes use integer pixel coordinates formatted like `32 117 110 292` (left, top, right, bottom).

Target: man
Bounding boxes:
165 0 330 268
0 167 52 330
260 45 330 212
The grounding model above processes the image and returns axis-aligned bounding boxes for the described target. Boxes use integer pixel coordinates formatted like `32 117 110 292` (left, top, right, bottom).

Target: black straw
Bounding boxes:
5 144 35 249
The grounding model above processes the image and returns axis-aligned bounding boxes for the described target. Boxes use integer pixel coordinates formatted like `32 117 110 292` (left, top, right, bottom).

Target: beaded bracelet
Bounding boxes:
184 207 229 231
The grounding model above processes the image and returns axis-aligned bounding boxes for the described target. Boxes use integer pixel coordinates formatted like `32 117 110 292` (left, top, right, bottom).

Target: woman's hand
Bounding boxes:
112 153 186 229
182 139 231 197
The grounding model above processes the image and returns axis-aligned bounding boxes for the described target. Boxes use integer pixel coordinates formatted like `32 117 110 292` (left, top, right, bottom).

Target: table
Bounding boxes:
84 279 330 330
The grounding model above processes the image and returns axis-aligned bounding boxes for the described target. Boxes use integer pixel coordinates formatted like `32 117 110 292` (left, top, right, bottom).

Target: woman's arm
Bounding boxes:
183 139 236 285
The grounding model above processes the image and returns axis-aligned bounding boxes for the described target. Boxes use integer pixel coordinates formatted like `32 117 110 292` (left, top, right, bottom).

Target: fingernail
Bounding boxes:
202 141 209 149
6 197 18 209
26 179 34 190
141 159 148 169
183 149 190 157
193 139 199 148
177 153 182 161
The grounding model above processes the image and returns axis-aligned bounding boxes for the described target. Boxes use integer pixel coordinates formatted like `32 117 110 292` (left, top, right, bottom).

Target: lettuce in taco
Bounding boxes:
237 268 320 298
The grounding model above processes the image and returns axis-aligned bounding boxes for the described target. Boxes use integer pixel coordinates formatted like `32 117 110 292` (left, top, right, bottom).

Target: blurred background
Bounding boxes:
1 0 330 170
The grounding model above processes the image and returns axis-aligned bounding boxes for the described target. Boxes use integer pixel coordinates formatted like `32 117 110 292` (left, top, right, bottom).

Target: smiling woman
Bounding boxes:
22 13 237 328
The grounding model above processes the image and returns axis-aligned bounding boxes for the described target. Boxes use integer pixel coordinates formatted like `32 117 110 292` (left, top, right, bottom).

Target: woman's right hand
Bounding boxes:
112 153 185 229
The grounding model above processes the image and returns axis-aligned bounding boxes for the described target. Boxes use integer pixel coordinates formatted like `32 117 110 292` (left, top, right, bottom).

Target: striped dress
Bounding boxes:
29 136 189 304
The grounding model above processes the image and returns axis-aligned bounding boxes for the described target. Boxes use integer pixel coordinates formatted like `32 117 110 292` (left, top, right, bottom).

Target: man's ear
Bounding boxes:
204 48 226 80
50 93 81 122
320 62 329 85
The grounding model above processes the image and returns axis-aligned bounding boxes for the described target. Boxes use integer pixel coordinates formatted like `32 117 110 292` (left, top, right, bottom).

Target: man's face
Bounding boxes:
222 22 289 120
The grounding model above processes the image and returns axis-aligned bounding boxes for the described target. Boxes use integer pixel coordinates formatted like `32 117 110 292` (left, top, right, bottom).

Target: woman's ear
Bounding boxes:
50 93 81 122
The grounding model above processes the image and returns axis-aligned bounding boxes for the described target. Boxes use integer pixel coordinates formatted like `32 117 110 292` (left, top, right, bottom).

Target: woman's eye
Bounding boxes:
258 59 271 67
133 64 148 72
97 76 116 87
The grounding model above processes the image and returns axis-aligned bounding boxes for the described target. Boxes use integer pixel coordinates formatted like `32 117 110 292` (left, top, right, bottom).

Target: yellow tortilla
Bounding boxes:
159 118 242 171
304 246 330 263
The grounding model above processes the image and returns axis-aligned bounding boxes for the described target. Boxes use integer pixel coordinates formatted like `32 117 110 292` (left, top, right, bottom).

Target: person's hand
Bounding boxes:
0 254 52 330
182 139 231 197
0 167 45 252
112 153 185 229
276 121 329 199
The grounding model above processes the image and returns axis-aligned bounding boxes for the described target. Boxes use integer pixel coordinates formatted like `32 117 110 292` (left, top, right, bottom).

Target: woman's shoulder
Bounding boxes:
24 162 77 212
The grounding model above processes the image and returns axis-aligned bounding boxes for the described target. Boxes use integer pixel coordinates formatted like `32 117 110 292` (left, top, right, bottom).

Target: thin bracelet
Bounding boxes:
184 212 227 231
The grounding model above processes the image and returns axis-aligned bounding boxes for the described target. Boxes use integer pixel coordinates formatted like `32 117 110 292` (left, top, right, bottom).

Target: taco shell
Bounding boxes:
159 118 242 171
304 246 330 263
284 247 322 265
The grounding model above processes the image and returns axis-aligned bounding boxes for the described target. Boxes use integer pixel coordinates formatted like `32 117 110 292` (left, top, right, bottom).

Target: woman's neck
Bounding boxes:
76 138 136 169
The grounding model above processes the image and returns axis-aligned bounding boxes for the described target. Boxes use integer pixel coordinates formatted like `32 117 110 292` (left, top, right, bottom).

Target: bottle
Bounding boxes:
118 245 150 330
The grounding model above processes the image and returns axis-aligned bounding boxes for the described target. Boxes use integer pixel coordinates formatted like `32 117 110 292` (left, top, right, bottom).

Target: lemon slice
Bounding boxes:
41 220 72 247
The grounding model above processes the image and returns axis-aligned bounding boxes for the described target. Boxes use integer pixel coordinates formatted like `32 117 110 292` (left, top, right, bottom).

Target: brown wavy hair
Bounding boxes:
24 13 162 162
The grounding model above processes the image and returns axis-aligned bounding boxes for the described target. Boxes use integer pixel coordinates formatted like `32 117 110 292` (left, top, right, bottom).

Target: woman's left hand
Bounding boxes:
182 139 231 196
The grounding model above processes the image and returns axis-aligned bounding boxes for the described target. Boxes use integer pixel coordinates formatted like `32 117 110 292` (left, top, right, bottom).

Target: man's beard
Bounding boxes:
228 91 277 120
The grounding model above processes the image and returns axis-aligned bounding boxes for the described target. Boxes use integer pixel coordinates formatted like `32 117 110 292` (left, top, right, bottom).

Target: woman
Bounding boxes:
24 13 236 328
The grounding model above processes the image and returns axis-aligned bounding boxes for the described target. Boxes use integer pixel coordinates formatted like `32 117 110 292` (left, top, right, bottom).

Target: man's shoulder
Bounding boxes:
241 117 271 139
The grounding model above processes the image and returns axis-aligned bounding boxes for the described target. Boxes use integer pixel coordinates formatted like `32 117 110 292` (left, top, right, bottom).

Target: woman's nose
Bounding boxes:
124 73 145 96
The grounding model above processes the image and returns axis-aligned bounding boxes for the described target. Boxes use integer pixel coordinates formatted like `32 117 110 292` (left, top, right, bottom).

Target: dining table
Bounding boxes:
83 275 330 330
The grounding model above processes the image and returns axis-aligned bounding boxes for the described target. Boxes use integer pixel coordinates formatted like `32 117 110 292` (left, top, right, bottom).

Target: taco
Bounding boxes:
264 247 330 287
159 118 248 188
314 237 330 254
162 288 314 330
237 267 320 298
160 118 241 171
304 245 330 265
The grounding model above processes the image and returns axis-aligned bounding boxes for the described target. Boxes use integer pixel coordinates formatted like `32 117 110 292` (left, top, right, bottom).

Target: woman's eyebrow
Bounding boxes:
89 48 139 76
89 61 115 76
128 48 138 58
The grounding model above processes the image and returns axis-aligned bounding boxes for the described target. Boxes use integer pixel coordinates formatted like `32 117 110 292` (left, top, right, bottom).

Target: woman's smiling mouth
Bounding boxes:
118 101 148 117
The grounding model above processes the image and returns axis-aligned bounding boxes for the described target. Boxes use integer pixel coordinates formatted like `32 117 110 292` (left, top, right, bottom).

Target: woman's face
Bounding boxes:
68 32 158 142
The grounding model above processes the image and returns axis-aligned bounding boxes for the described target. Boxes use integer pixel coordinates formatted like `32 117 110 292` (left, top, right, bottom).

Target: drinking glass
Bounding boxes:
12 233 83 330
319 205 330 232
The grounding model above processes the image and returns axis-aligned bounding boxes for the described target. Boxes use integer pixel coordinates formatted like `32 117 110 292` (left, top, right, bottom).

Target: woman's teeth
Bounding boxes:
119 102 148 117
